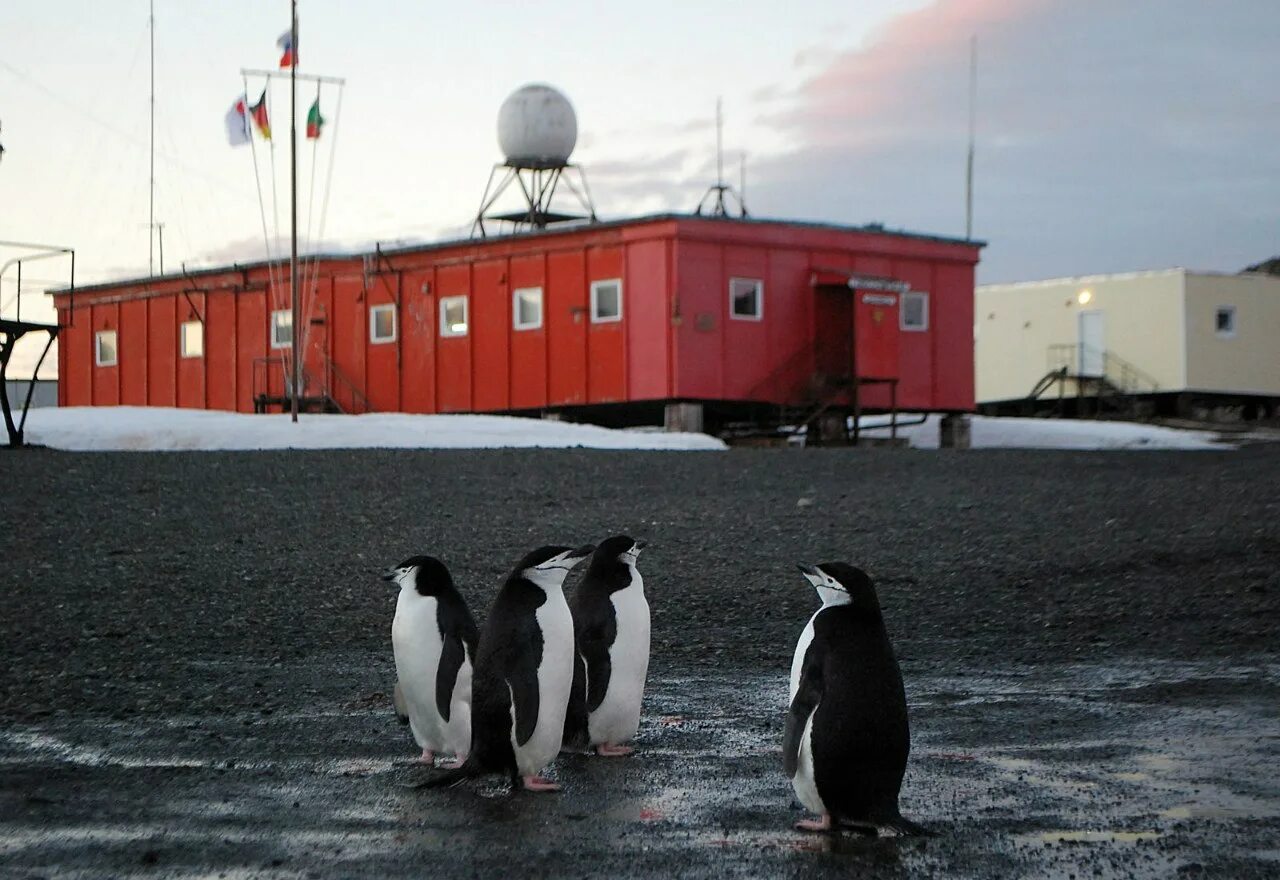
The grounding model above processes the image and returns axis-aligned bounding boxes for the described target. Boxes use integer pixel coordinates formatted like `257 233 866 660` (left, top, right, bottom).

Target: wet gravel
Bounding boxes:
2 444 1279 877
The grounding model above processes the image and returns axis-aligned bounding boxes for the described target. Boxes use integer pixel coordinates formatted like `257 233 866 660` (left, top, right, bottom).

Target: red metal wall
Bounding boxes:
54 217 980 415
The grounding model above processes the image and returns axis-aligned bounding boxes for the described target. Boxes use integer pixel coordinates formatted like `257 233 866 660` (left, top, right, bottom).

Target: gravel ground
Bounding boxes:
2 444 1279 878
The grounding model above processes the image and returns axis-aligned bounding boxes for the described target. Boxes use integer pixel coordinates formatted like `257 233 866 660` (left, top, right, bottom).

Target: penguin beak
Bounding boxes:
634 540 648 551
797 563 822 585
382 568 397 584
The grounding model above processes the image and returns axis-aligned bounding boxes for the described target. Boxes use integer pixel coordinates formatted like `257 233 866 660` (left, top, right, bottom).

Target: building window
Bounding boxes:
180 321 203 358
370 304 397 344
270 310 292 349
440 295 468 337
1215 306 1236 338
729 277 763 320
591 279 622 323
513 287 543 330
901 291 929 331
95 330 118 366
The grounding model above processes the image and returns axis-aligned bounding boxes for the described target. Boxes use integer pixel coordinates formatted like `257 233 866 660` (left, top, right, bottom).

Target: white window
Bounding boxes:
94 330 118 366
901 291 929 331
729 277 763 321
180 321 203 358
1215 306 1236 338
590 279 622 323
370 304 397 344
439 295 468 337
270 309 292 349
513 287 543 330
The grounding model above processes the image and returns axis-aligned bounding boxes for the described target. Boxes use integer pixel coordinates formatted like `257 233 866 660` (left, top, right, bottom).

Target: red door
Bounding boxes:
813 286 853 394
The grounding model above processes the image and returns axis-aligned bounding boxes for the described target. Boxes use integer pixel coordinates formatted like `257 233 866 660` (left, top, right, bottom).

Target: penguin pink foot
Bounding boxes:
418 748 435 764
795 815 832 832
521 775 561 792
595 743 635 757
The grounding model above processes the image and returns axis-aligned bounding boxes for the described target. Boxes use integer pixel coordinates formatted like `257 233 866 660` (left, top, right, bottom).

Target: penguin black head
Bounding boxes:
383 555 456 598
797 562 878 610
592 534 647 565
515 544 597 576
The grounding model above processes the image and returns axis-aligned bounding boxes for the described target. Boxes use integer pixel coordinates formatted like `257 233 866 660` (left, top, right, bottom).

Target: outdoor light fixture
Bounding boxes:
1077 289 1093 305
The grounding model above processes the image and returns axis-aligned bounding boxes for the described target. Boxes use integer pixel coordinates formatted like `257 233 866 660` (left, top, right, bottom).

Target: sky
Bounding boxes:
2 0 1277 377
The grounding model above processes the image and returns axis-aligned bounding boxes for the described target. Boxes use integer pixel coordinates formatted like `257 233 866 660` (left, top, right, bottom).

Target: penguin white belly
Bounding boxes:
789 612 819 704
513 590 574 775
791 708 825 814
391 596 449 753
588 580 650 745
444 645 473 760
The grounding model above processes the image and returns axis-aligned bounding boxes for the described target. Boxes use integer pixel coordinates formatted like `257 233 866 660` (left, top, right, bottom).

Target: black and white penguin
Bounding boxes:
425 544 594 793
562 535 650 756
386 555 479 766
784 562 932 836
789 562 854 704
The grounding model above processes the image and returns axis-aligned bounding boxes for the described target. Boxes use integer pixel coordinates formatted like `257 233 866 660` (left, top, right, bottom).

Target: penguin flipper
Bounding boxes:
508 661 541 748
783 642 824 778
562 651 589 749
436 632 466 722
393 681 410 725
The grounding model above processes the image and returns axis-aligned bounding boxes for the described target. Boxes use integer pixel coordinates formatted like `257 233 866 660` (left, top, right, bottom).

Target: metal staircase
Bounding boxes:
252 353 373 415
1024 344 1160 418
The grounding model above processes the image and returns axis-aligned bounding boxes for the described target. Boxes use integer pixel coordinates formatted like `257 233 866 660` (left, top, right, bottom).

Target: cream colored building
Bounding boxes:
976 269 1280 414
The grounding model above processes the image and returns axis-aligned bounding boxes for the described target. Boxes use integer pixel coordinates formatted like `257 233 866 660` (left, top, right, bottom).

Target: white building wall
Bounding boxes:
1183 272 1280 396
975 270 1187 404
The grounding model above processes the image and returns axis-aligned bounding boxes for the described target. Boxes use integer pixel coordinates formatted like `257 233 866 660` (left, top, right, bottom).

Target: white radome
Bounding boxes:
497 84 577 167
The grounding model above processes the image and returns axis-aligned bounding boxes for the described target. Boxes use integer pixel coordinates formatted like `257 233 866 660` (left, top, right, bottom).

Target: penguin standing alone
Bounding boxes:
386 555 479 766
784 562 932 836
426 544 594 792
789 561 853 703
562 536 650 756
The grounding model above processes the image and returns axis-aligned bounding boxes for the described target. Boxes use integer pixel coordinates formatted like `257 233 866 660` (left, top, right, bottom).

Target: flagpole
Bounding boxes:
289 0 300 423
149 0 155 276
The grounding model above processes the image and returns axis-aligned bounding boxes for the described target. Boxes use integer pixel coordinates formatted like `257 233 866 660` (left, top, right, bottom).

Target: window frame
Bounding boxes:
369 303 397 344
728 277 764 321
94 330 118 367
439 295 469 337
512 286 544 331
901 291 930 332
1214 306 1236 339
180 320 204 359
270 309 293 349
590 278 623 324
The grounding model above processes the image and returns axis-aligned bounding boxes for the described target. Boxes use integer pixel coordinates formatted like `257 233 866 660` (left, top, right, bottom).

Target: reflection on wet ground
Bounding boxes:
2 657 1278 878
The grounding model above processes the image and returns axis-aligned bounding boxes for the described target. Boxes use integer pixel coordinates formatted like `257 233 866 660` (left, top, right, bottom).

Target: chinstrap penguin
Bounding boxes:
784 563 933 836
386 555 479 767
424 544 595 793
789 561 854 704
562 535 650 757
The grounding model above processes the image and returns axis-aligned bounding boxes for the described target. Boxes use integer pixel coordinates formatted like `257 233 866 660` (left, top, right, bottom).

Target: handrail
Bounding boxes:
320 350 373 414
1046 343 1159 394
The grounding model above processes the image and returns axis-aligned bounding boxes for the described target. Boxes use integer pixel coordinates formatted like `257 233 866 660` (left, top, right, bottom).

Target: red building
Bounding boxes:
52 214 982 437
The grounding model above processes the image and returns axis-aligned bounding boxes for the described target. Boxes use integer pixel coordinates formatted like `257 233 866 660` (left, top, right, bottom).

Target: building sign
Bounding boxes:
846 274 911 294
862 293 898 306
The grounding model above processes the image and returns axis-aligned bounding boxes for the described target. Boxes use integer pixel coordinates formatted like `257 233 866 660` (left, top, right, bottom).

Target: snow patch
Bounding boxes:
13 407 726 452
856 414 1227 451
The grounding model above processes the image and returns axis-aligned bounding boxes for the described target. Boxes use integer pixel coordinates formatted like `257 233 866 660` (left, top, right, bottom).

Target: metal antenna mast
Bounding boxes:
695 97 748 217
965 35 977 240
148 0 155 275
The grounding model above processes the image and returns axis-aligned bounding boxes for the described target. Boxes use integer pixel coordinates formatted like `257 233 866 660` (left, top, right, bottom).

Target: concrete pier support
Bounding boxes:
664 402 704 434
939 413 972 449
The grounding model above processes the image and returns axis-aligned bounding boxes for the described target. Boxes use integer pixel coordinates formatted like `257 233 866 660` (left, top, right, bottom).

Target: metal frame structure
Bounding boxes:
471 161 597 238
0 240 75 447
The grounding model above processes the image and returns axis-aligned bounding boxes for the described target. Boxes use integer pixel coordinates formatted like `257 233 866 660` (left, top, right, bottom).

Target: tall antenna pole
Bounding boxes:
715 97 724 190
965 35 977 240
289 0 300 423
739 151 746 209
148 0 155 275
